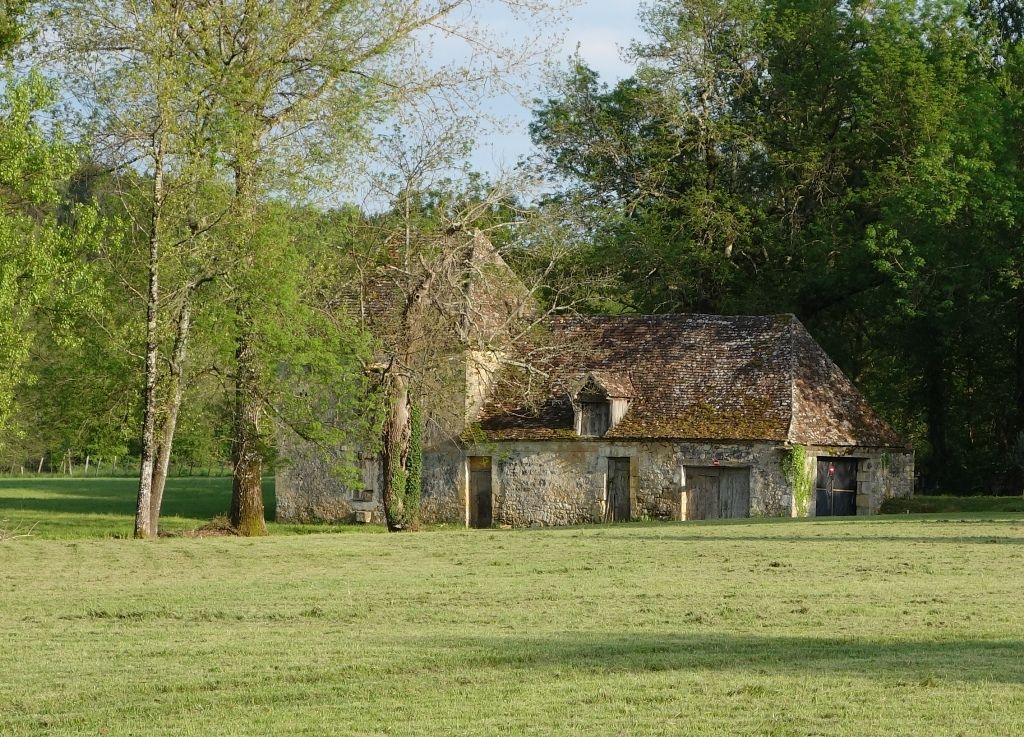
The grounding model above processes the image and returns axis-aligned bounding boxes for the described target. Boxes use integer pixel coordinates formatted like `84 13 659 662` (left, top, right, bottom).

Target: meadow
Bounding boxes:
1 478 1022 736
0 476 370 539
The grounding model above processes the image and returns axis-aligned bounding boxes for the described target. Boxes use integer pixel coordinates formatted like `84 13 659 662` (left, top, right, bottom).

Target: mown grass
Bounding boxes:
0 476 381 538
881 494 1024 514
1 479 1023 735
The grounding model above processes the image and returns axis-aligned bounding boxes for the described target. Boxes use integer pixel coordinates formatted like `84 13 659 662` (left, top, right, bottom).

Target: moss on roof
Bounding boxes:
475 313 905 448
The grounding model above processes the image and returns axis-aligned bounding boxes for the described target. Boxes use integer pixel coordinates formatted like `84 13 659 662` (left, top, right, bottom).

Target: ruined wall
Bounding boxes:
874 450 915 506
276 435 384 524
276 344 471 525
805 446 914 515
277 438 464 525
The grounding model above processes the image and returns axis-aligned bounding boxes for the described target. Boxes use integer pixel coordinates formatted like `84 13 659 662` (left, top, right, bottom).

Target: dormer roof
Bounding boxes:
570 370 636 401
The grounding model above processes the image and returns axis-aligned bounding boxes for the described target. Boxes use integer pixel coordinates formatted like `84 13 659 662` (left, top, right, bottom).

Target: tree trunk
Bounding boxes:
135 136 165 540
149 297 193 533
380 376 412 531
230 332 267 536
226 138 269 537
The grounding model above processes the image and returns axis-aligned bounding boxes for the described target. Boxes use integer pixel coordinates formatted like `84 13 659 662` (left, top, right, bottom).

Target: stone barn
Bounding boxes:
277 313 914 526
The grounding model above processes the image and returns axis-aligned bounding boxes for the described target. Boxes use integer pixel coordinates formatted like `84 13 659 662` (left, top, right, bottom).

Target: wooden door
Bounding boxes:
815 458 857 516
468 456 492 528
581 402 610 437
718 468 750 518
686 467 751 520
686 470 720 520
605 457 631 522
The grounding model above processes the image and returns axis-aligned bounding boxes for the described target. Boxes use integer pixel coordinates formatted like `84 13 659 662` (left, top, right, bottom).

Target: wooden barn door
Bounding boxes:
719 468 750 518
686 469 720 520
686 467 751 520
468 456 492 528
605 457 631 522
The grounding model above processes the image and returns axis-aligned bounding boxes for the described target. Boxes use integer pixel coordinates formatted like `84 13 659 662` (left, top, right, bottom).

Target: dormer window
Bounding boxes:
572 371 635 438
580 400 610 437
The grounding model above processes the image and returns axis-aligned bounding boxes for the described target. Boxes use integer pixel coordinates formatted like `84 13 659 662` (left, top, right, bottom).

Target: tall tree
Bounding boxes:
0 3 99 449
49 0 235 536
156 0 568 535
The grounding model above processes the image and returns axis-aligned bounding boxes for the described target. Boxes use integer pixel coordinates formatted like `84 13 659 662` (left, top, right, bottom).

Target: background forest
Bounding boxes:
2 0 1023 537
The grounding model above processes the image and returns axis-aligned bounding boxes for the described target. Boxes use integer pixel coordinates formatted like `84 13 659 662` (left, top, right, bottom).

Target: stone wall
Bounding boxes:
421 439 793 526
277 436 465 525
276 342 473 525
279 434 913 526
276 435 384 524
419 446 465 524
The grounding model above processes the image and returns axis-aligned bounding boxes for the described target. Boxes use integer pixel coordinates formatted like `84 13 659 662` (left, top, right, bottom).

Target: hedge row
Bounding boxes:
880 495 1024 514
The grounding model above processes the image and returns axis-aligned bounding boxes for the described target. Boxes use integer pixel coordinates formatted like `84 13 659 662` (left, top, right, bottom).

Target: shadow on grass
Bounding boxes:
584 533 1024 546
534 516 1024 546
423 632 1024 685
0 477 276 521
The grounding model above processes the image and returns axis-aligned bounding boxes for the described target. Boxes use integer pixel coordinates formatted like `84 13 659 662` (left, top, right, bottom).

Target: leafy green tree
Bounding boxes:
531 0 1024 492
0 8 100 451
141 0 569 534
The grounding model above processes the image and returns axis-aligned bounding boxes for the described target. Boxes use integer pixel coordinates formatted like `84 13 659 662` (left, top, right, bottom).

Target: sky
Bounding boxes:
467 0 645 176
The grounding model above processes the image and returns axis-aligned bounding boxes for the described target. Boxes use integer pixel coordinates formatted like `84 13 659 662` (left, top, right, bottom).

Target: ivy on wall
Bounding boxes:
405 402 423 526
880 451 892 472
781 444 812 517
385 402 423 530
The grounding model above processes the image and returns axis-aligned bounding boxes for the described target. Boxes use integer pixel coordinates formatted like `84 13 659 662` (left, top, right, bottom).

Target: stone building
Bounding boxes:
277 312 914 527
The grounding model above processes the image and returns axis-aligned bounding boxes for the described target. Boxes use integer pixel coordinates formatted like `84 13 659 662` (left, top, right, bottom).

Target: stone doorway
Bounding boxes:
605 457 631 522
467 456 493 528
815 457 858 516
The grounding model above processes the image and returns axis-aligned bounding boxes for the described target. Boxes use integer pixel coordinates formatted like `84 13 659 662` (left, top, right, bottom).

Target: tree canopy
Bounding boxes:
530 0 1024 492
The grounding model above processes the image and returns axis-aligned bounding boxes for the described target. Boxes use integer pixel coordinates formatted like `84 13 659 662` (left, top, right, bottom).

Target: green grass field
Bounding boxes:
1 478 1023 736
0 476 378 538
